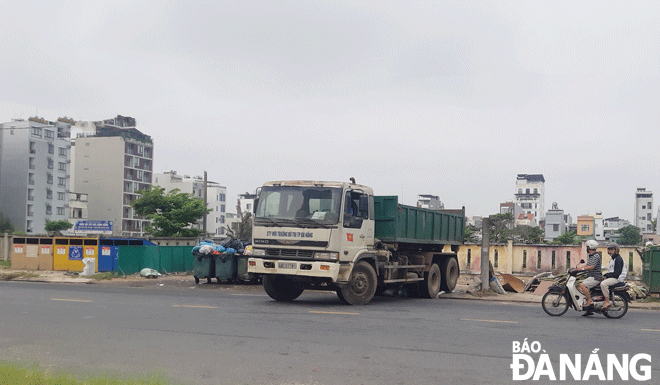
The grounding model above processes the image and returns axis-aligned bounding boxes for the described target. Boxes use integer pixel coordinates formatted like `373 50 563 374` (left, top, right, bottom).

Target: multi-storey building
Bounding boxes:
153 171 227 236
634 187 653 233
72 115 153 237
603 217 630 241
0 118 72 234
238 192 258 215
544 203 566 241
416 194 444 210
577 215 595 238
514 174 545 222
593 212 604 241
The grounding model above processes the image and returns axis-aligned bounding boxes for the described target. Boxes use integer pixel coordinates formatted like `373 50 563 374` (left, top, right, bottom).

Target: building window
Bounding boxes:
57 207 65 215
58 147 67 157
44 130 54 139
247 203 252 210
46 204 52 215
57 192 65 200
58 162 67 172
220 215 225 223
537 251 542 269
581 225 590 232
27 204 34 217
494 249 498 268
28 173 35 185
467 249 471 268
629 252 633 272
57 177 66 186
46 188 53 199
566 251 571 269
48 158 54 169
27 189 34 201
221 205 225 213
553 224 559 231
31 127 42 137
522 250 527 268
220 193 226 201
48 143 54 154
551 251 556 269
534 188 538 194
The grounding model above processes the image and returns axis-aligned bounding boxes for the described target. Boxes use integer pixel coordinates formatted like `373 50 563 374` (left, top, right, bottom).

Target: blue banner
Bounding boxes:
74 220 112 232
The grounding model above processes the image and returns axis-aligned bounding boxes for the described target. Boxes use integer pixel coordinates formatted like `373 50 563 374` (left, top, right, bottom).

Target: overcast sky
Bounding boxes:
1 1 659 221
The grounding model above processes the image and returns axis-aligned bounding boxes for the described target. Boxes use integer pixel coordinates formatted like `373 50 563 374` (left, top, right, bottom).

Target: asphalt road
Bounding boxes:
0 281 658 385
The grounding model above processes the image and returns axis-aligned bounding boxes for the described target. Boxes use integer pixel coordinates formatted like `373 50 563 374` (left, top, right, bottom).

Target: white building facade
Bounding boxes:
416 194 444 210
0 118 72 234
514 174 545 222
635 187 653 233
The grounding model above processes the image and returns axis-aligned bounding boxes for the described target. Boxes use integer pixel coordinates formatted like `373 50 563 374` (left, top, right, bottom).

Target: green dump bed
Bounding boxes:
374 196 465 245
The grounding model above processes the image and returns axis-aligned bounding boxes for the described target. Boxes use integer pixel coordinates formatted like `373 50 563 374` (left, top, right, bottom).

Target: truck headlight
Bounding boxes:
252 248 266 256
314 252 339 261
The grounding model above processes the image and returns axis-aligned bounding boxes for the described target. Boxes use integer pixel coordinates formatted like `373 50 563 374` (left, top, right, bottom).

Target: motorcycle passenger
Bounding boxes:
576 240 602 313
601 242 627 310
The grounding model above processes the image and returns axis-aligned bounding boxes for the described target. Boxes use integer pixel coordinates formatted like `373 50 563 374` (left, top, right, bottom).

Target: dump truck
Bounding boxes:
247 180 465 305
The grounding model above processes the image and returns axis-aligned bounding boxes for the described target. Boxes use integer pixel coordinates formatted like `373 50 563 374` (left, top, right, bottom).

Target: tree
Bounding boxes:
45 220 72 235
489 213 514 243
0 212 14 233
552 230 580 245
511 225 545 244
464 224 480 243
131 187 211 237
617 225 642 245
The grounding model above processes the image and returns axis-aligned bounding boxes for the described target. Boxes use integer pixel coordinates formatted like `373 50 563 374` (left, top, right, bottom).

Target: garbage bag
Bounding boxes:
224 248 236 255
140 268 161 278
80 258 96 276
199 245 215 254
215 245 226 253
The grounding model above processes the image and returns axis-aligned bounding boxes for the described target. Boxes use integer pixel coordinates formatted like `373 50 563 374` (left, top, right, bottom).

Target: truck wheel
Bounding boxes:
340 261 377 305
440 257 459 292
336 290 349 304
262 275 304 302
422 263 442 298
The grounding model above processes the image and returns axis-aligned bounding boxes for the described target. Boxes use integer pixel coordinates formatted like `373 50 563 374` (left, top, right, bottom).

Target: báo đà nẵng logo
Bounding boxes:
510 338 651 381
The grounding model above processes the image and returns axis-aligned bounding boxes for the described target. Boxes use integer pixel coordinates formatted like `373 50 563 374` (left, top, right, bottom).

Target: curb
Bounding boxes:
441 293 660 310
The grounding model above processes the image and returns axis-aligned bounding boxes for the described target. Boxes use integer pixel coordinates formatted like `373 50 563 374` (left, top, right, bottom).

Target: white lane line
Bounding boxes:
461 318 518 324
172 304 218 309
51 298 93 303
641 328 660 332
309 311 360 315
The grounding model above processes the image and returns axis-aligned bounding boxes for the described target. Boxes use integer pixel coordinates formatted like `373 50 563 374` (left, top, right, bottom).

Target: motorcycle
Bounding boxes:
541 267 631 319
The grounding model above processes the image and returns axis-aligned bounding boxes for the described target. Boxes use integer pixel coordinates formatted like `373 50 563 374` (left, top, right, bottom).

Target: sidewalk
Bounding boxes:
2 268 659 310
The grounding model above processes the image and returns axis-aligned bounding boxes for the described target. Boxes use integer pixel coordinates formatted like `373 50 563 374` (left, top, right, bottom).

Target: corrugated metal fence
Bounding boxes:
117 246 193 275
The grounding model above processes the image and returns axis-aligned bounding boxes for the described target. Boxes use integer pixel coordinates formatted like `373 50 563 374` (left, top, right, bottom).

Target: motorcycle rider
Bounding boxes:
601 242 627 310
576 240 602 314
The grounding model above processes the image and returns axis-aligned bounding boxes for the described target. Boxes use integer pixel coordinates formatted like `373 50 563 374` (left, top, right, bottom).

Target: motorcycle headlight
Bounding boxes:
314 252 339 261
252 248 266 256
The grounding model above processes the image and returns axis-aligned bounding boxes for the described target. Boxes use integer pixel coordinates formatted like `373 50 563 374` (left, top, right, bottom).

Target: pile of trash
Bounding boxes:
191 238 248 256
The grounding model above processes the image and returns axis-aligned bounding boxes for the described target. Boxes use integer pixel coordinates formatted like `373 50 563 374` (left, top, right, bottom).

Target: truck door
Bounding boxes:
343 190 373 260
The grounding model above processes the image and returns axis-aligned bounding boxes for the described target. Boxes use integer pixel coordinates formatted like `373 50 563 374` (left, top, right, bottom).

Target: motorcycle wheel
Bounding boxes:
541 291 569 316
603 292 628 319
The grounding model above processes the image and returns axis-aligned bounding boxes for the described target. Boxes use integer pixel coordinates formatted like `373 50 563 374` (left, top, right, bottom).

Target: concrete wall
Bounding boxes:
0 232 12 261
458 242 644 277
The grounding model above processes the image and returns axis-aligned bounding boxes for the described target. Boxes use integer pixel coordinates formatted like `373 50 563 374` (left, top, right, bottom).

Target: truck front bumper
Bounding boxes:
248 258 341 282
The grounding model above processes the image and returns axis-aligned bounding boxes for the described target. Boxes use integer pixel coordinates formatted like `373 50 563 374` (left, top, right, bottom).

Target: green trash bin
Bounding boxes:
192 252 215 284
642 246 660 293
215 253 237 283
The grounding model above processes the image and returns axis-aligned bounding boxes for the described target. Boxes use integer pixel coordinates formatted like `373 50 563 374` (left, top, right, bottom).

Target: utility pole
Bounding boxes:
481 216 490 292
203 171 208 235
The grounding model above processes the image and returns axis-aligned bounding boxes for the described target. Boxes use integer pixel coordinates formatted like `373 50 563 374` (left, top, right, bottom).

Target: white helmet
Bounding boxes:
585 240 598 250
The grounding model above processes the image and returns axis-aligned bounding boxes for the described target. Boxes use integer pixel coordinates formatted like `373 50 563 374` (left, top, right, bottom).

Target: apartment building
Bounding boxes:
514 174 545 222
153 171 227 236
72 115 153 237
0 118 72 234
416 194 444 210
634 187 653 233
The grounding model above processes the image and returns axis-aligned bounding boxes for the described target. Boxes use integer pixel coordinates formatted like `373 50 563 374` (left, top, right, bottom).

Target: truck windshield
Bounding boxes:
255 186 342 226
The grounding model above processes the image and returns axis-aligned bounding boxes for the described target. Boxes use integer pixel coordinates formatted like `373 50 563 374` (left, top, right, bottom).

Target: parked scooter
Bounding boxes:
541 267 631 319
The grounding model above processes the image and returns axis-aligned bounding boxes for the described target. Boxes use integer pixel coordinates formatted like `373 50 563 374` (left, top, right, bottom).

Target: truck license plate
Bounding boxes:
278 262 296 269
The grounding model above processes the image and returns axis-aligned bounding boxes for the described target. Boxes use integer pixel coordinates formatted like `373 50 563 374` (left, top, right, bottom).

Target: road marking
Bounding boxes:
309 311 359 315
51 298 93 303
172 305 218 309
460 318 518 324
641 329 660 332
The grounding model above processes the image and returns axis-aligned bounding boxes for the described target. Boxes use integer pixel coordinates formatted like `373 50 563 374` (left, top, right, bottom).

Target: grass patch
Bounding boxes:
88 272 122 280
0 260 10 269
0 361 179 385
0 271 40 281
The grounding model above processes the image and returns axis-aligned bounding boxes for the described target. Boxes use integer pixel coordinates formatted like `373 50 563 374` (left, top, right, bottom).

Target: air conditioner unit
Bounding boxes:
67 159 71 163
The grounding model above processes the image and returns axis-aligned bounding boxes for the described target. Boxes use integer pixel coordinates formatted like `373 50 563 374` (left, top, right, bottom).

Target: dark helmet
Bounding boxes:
606 242 620 253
